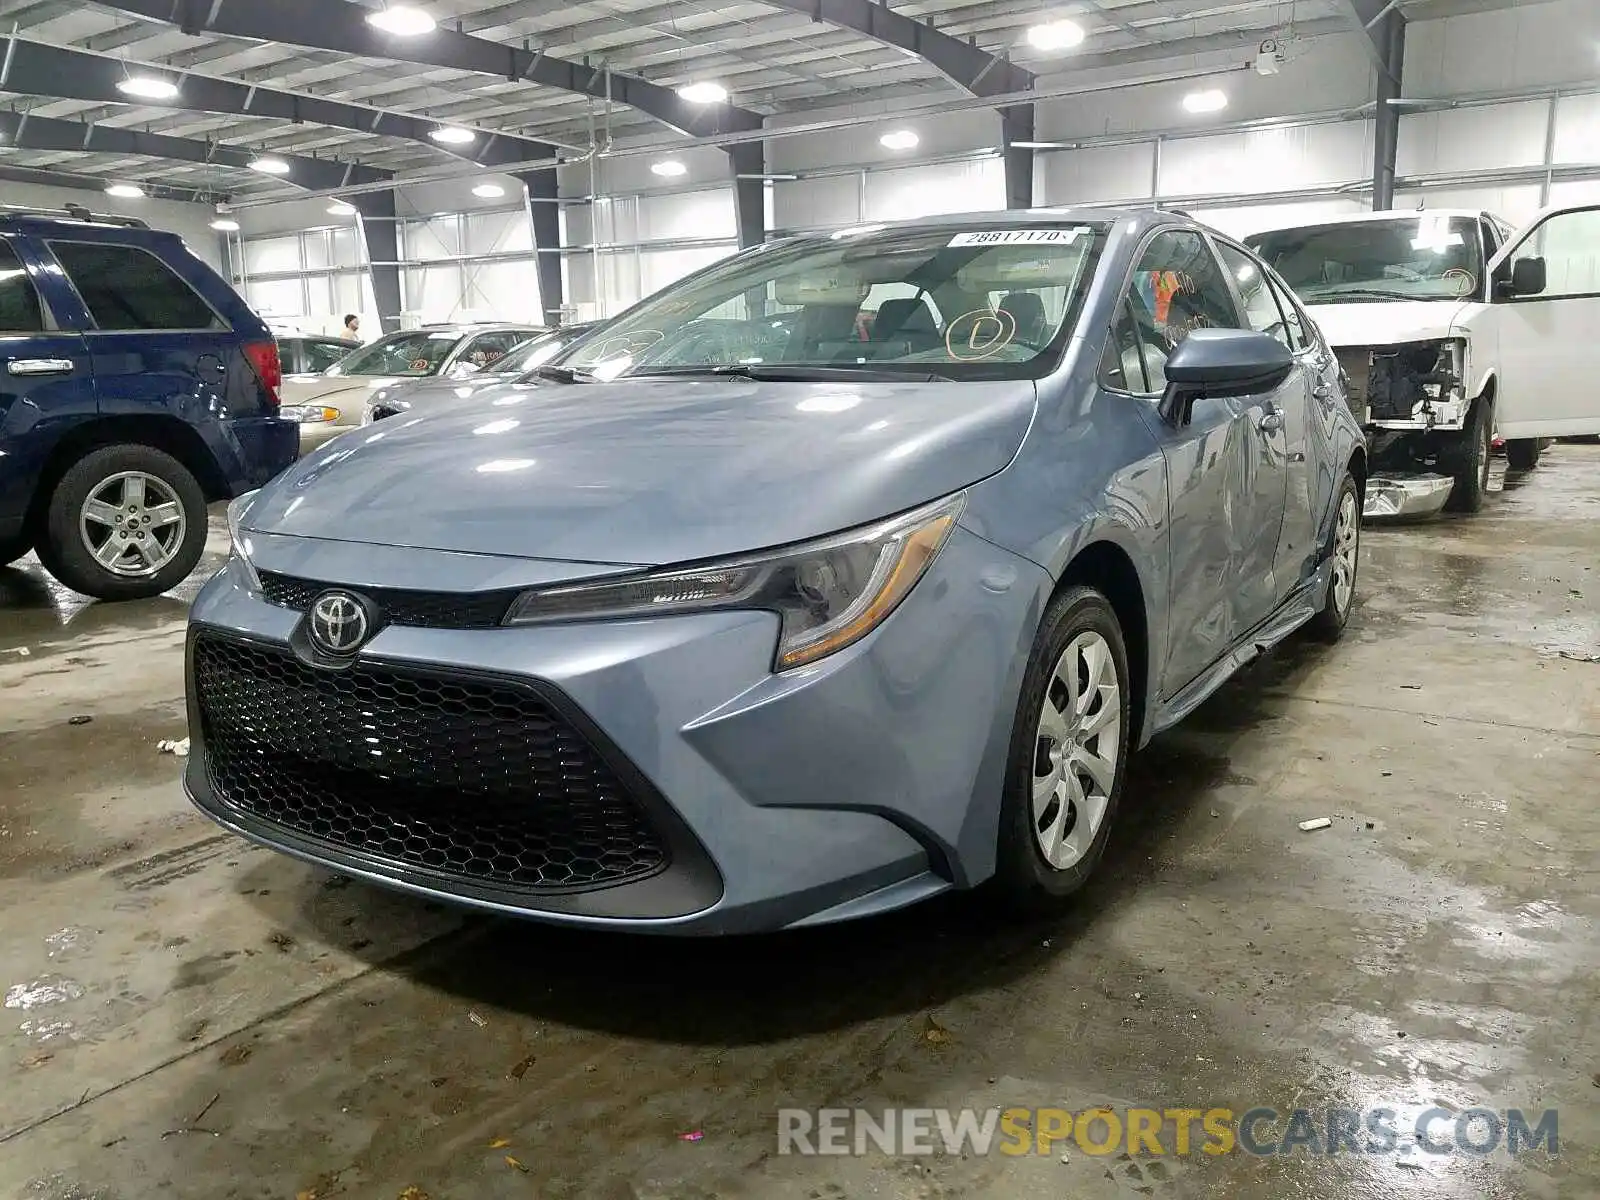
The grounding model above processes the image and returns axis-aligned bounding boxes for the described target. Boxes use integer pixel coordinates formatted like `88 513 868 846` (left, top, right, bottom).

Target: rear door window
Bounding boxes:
49 241 225 332
0 240 45 333
1215 241 1291 348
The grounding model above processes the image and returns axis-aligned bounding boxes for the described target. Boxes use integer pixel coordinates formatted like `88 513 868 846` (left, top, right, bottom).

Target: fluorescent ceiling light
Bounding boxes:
676 81 729 104
650 159 688 178
328 202 357 216
1182 89 1229 114
248 156 291 175
211 218 241 232
429 126 476 145
879 129 919 151
1025 19 1086 51
472 182 506 198
105 184 145 199
116 76 179 100
365 4 436 36
1009 140 1073 150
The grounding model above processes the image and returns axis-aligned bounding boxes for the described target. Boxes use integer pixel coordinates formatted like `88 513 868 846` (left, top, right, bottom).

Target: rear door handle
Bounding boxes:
1258 409 1284 435
7 358 74 377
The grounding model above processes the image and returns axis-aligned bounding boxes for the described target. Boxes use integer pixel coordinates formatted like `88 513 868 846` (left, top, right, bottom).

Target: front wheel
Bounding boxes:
1505 438 1542 470
1308 473 1361 643
36 444 208 600
994 586 1131 911
1443 397 1492 513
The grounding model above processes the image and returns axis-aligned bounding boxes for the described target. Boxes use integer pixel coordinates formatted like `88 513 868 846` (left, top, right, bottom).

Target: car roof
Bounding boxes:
1245 208 1488 236
798 206 1196 240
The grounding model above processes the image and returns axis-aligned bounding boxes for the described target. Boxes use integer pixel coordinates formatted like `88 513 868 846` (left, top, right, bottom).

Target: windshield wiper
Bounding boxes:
532 364 598 384
1304 288 1428 303
628 364 954 384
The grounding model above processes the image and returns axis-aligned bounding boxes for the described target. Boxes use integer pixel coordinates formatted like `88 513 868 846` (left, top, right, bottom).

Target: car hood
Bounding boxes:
280 375 415 408
1303 299 1471 349
244 376 1036 565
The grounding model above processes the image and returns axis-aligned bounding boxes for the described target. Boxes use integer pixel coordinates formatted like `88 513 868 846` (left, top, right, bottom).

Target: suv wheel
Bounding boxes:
1444 397 1491 513
0 533 31 568
1505 438 1542 470
38 445 208 600
994 586 1131 911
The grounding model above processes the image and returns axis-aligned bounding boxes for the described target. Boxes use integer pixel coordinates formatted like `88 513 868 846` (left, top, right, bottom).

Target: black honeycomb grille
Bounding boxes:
258 572 517 629
193 634 669 894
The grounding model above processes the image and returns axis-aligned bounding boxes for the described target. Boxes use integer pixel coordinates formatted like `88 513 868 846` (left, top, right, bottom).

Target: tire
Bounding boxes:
1443 397 1492 513
993 586 1132 911
0 534 30 568
36 444 208 601
1505 438 1542 470
1307 472 1361 643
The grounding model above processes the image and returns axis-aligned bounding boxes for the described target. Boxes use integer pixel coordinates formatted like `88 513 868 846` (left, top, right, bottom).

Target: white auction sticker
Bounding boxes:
948 228 1086 247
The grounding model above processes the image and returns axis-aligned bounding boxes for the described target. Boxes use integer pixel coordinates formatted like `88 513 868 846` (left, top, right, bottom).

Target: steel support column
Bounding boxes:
514 170 566 325
1371 10 1405 210
351 191 403 334
727 141 767 249
1002 105 1035 210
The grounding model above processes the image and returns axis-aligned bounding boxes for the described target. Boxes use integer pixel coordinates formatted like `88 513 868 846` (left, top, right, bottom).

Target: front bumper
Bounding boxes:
1364 473 1454 520
184 526 1050 933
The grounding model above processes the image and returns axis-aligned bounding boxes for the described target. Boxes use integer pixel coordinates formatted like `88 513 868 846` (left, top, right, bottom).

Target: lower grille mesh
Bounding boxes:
193 634 669 893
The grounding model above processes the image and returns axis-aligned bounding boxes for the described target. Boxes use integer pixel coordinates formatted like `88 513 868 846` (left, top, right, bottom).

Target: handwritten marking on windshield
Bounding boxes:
946 308 1018 361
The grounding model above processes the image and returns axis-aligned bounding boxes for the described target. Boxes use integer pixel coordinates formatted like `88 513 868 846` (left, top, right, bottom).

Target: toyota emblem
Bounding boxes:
308 591 371 656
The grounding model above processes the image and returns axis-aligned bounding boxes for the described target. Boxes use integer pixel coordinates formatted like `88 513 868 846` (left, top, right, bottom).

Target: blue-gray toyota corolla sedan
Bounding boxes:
187 209 1365 934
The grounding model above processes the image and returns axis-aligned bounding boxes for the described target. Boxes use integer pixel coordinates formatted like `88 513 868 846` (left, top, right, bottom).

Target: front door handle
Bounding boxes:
7 358 74 377
1258 409 1284 435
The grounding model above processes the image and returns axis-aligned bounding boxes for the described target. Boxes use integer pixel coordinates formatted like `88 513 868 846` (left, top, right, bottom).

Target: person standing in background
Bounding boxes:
343 313 362 342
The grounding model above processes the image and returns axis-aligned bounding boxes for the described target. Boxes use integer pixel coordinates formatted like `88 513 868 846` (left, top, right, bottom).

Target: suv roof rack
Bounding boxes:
0 202 150 229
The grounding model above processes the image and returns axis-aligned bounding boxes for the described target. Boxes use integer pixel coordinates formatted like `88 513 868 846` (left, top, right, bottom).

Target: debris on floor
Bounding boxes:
508 1054 537 1080
157 736 190 756
1297 818 1332 832
678 1130 705 1142
267 931 295 952
488 1138 510 1149
504 1155 530 1173
67 714 93 725
219 1044 252 1066
397 1189 432 1200
468 1010 488 1028
1557 650 1600 663
922 1014 952 1045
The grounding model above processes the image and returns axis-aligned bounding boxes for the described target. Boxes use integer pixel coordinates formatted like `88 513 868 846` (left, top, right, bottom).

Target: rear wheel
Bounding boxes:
1443 397 1492 513
0 534 30 568
37 444 208 600
994 586 1131 911
1505 438 1542 470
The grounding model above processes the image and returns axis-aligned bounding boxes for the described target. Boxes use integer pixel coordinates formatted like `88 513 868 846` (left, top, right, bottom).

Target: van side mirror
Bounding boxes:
1157 329 1295 426
1506 256 1547 298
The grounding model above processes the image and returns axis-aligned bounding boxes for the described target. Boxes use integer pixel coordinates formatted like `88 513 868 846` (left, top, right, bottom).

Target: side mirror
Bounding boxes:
1507 256 1547 298
1157 329 1295 426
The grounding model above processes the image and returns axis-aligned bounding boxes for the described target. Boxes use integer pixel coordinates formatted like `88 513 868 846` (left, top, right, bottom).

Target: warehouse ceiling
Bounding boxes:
0 0 1530 202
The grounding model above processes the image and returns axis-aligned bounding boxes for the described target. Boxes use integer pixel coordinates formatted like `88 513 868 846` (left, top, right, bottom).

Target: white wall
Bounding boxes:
0 179 225 270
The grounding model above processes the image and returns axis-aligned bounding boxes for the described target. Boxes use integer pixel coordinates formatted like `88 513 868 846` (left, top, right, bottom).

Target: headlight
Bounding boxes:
504 493 964 670
226 490 261 591
280 406 339 423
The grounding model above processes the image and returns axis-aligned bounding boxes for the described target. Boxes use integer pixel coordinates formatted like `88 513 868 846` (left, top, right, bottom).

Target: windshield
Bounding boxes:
329 330 464 377
556 225 1106 381
494 331 579 375
1247 215 1483 303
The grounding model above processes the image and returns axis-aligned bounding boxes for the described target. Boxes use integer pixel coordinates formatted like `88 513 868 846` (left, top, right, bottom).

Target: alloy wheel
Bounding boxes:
1333 488 1360 616
1032 631 1121 871
78 471 187 578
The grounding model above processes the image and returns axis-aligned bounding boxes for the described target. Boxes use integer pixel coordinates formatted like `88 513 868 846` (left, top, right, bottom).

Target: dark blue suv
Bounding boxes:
0 207 295 600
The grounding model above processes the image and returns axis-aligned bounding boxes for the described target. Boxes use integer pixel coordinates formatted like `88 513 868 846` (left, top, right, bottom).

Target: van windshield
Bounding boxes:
1247 216 1483 303
555 224 1108 382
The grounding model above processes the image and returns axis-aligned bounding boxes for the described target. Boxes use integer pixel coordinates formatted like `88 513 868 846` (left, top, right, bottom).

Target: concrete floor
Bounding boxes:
2 449 1597 1200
